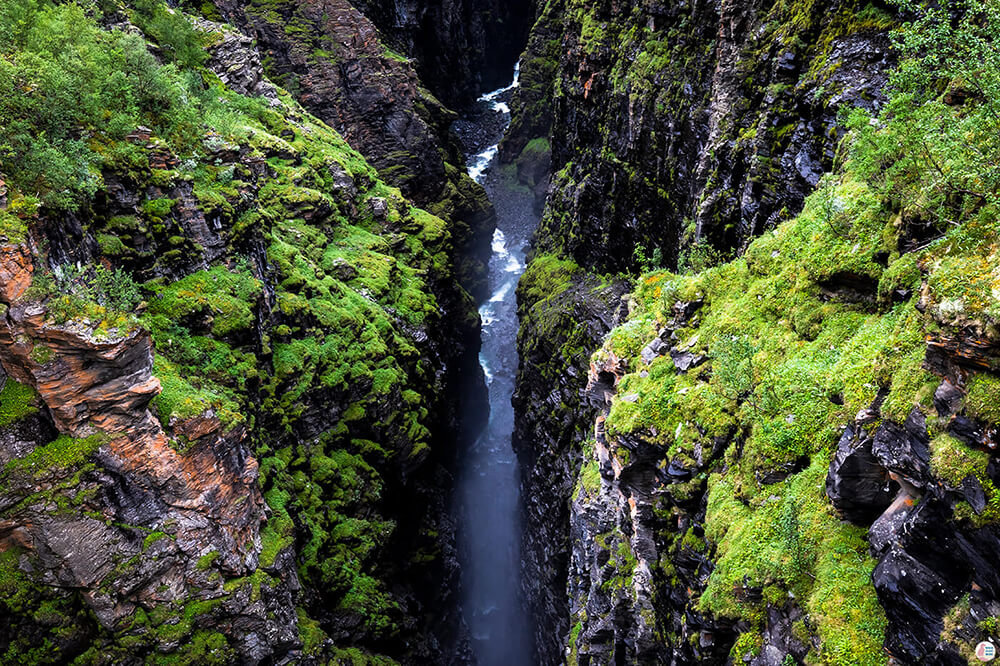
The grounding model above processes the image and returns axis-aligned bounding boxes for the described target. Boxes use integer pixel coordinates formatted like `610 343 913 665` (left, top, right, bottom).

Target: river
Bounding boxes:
453 64 537 666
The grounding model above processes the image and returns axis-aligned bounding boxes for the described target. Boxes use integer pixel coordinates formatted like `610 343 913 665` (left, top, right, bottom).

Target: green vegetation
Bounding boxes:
518 252 579 306
0 0 470 660
584 1 1000 661
966 373 1000 425
0 379 38 427
3 433 108 478
0 0 231 209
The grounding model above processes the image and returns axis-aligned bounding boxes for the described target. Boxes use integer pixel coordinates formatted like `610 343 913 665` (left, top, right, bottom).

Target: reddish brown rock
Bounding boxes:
0 246 291 658
0 244 33 304
0 308 159 436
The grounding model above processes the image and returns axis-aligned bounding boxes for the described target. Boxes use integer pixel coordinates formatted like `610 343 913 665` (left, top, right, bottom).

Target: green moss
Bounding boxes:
142 198 177 221
568 620 583 666
150 355 244 429
196 550 220 571
965 373 1000 425
881 346 937 422
580 457 601 494
297 608 328 655
97 233 128 257
929 433 1000 525
0 379 38 427
0 208 29 243
0 0 481 659
142 531 172 551
518 253 580 307
3 433 108 477
730 632 763 661
146 265 260 337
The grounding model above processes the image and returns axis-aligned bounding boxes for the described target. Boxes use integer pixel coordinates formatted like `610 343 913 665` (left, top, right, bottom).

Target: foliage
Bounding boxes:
847 0 1000 240
678 239 722 274
53 263 143 313
0 0 256 209
0 0 468 659
587 1 1000 660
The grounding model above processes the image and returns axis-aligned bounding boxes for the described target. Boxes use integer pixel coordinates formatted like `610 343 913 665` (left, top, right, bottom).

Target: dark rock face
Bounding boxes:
827 424 897 524
507 1 896 662
826 358 1000 663
871 408 931 487
512 265 628 665
517 0 893 274
0 253 300 662
350 0 536 108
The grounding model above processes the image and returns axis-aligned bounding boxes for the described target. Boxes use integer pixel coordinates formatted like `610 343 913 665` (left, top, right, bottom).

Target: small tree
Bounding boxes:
847 0 1000 234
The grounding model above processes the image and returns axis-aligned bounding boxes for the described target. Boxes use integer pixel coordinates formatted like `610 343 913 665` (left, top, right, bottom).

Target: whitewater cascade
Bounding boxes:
454 65 537 666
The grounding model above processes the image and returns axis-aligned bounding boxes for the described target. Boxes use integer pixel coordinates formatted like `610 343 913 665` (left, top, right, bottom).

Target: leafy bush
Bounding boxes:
53 263 142 313
847 0 1000 237
0 0 245 209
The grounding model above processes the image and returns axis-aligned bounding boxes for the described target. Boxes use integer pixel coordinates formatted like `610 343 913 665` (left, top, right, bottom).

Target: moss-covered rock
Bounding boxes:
0 1 483 662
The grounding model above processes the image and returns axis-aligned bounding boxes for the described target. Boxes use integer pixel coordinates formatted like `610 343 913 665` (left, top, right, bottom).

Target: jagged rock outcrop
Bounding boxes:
536 143 1000 664
512 257 628 664
0 240 299 662
507 2 898 662
823 321 1000 664
564 298 739 665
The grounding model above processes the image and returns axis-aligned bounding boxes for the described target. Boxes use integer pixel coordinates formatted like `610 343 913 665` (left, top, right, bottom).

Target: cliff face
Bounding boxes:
0 4 486 662
509 1 896 662
516 0 892 273
567 189 1000 664
512 256 629 663
349 0 536 107
205 0 496 297
510 0 1000 660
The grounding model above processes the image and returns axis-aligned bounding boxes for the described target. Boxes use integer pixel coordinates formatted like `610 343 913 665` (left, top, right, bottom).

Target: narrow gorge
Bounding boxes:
453 66 536 666
2 0 1000 665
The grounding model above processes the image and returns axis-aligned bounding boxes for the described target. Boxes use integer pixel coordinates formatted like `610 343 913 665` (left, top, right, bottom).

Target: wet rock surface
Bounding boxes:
826 425 897 524
826 353 1000 663
0 249 298 661
512 266 629 665
561 299 743 665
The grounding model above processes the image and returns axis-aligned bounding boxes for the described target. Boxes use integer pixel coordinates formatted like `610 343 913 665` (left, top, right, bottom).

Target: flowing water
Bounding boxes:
454 65 537 666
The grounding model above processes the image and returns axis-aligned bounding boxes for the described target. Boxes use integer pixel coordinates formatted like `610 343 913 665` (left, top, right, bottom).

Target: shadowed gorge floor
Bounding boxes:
454 66 537 666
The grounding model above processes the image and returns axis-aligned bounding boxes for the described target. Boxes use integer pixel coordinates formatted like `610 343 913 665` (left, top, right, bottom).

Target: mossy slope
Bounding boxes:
0 1 477 663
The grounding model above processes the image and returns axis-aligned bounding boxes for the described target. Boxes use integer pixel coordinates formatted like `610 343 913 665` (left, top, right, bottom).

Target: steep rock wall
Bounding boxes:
507 0 898 663
568 189 1000 663
205 0 496 297
349 0 536 108
519 0 893 273
512 256 629 664
0 6 485 663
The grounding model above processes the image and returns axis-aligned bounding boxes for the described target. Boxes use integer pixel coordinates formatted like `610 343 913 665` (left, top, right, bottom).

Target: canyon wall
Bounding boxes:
510 1 895 661
509 1 1000 664
0 2 502 661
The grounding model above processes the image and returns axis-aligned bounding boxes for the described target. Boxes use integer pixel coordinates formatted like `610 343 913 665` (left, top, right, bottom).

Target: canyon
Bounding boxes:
1 0 1000 665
